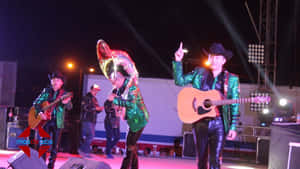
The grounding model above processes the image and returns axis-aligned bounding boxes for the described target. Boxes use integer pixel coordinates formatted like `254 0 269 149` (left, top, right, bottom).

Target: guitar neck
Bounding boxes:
212 97 254 106
42 98 62 111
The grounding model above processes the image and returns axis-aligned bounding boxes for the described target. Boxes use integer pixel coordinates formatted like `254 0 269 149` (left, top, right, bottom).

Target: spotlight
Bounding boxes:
260 122 267 127
66 62 74 69
248 44 264 64
89 68 95 73
204 60 211 66
250 91 270 112
182 48 189 53
227 165 255 169
262 108 269 114
279 98 288 107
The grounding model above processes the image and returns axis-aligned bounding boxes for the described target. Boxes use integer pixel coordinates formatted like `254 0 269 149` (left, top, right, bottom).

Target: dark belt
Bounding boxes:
202 116 222 122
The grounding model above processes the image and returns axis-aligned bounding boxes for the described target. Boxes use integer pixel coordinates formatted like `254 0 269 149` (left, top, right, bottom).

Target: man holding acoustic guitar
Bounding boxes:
173 42 240 169
30 72 73 169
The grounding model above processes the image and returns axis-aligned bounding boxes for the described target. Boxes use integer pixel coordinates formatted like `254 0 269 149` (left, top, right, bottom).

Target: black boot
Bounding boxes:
121 146 136 169
47 152 57 169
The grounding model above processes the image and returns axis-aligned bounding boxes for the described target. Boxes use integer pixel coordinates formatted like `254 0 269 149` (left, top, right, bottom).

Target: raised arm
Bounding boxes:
172 42 197 86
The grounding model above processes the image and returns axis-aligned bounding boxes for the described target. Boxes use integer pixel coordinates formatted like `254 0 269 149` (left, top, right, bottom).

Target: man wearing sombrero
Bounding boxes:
173 42 240 169
97 40 149 169
32 71 73 169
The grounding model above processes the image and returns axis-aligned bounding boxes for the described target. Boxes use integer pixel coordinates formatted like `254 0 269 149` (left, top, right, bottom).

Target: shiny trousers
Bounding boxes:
42 120 62 169
121 128 144 169
192 117 225 169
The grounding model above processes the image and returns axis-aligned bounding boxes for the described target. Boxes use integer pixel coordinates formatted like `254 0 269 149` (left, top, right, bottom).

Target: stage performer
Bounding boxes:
173 42 240 169
96 39 149 169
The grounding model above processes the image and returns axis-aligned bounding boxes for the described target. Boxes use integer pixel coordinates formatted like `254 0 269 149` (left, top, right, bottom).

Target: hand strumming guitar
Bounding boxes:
62 97 71 104
39 112 48 120
114 105 126 120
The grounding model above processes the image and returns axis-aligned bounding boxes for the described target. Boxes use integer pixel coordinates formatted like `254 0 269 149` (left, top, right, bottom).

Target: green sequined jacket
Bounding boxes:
173 61 240 133
113 79 149 132
33 88 72 128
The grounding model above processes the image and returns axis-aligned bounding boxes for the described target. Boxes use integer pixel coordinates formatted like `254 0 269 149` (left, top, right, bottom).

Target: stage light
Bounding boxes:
274 117 283 122
279 98 288 107
262 108 269 114
204 60 211 66
248 44 264 64
0 150 17 155
227 166 255 169
182 48 188 53
260 122 267 127
89 68 95 73
66 62 74 69
250 91 270 112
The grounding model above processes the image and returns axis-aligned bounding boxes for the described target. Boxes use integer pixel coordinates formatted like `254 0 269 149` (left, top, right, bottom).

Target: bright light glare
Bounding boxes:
66 62 74 69
89 68 95 72
204 60 211 66
262 108 269 114
227 166 255 169
279 98 288 107
182 48 188 53
0 149 17 155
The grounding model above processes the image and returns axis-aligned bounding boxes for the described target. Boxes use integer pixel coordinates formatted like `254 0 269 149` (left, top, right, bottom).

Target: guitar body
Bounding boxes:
28 101 52 129
177 87 271 124
177 88 222 124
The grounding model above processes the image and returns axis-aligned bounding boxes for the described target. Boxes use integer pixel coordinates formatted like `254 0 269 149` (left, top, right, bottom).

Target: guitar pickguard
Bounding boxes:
197 106 211 115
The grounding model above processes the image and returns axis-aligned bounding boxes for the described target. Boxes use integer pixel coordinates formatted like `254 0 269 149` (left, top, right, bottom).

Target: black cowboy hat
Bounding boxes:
204 43 233 60
48 71 65 82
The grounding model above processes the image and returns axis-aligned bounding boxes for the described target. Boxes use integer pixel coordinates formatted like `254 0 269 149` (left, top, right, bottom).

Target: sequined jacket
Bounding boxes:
33 87 73 128
113 79 149 132
172 61 240 133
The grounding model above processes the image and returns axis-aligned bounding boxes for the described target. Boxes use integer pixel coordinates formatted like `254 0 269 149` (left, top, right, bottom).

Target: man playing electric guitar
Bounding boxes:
173 42 240 169
32 72 72 169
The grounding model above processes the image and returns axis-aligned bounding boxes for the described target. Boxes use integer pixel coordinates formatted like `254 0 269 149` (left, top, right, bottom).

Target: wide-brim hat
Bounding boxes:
48 71 65 82
204 43 233 60
91 84 101 91
96 39 139 83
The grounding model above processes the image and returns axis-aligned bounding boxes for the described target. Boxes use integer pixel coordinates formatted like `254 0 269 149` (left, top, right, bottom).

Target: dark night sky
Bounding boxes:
0 0 299 107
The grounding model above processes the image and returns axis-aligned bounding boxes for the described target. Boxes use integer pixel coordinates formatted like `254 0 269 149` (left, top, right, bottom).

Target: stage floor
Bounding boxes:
0 150 267 169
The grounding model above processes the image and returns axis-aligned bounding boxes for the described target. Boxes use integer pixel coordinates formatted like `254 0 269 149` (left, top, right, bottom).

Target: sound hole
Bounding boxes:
203 99 212 108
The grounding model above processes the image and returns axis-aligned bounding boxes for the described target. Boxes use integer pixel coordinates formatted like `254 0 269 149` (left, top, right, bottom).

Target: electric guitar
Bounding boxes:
177 87 271 123
28 92 73 129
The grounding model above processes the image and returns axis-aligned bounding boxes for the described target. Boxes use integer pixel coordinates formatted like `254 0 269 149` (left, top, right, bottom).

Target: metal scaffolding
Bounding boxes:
259 0 278 88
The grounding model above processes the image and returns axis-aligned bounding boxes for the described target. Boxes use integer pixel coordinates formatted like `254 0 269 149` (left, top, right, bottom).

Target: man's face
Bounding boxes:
91 88 100 96
110 72 125 89
51 78 64 91
209 55 226 70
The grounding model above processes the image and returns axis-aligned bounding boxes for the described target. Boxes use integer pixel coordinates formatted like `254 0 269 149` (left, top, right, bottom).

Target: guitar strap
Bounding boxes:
49 89 65 118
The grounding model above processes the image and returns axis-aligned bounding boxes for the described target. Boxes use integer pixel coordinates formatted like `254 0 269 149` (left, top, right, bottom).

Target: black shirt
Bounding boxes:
80 92 101 123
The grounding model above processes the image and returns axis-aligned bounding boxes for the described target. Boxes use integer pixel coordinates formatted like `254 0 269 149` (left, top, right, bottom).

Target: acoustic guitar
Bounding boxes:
177 87 270 123
28 92 73 129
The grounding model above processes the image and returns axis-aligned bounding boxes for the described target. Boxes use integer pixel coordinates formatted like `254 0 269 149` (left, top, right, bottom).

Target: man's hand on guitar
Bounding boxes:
226 130 237 140
39 112 47 120
175 42 184 62
62 97 71 104
113 105 126 120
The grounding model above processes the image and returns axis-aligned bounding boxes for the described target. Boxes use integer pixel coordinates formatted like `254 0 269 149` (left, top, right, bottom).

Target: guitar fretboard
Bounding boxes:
212 97 255 106
41 93 72 111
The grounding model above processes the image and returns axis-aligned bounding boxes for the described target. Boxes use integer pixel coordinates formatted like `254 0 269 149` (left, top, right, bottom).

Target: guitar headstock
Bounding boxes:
252 96 271 104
